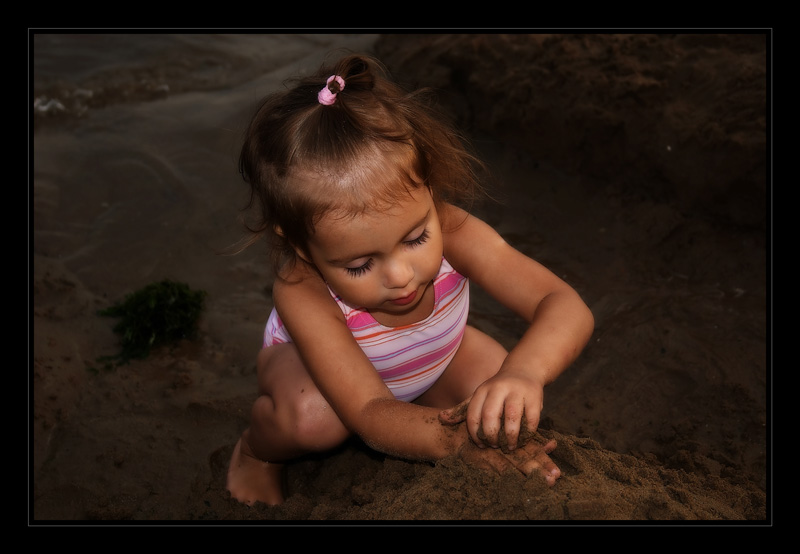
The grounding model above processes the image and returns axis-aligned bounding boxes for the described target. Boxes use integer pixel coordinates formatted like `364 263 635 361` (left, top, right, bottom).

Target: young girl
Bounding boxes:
227 54 595 506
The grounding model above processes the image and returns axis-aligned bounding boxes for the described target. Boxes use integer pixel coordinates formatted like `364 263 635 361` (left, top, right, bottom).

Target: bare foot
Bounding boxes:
226 436 285 506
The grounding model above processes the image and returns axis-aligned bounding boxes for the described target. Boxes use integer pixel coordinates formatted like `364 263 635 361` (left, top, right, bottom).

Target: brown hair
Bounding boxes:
238 53 486 275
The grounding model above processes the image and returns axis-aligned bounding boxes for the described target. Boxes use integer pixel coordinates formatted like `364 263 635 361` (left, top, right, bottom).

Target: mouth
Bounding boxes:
390 289 417 306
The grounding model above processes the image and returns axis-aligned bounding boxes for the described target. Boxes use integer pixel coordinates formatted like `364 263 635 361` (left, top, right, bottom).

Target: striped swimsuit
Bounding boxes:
263 258 469 402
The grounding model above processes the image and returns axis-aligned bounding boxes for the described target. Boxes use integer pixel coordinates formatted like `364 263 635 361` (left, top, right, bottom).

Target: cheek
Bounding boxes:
421 236 444 275
332 274 384 305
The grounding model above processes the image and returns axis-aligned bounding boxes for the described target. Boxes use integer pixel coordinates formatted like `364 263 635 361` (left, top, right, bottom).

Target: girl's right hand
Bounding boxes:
439 401 561 485
455 427 561 485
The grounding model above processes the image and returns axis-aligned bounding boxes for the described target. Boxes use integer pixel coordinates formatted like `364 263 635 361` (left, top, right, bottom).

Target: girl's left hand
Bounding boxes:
438 374 544 451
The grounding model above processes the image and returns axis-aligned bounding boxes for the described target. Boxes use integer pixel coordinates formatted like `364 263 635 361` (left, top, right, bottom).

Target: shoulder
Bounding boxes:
438 203 501 242
439 203 509 277
273 261 343 324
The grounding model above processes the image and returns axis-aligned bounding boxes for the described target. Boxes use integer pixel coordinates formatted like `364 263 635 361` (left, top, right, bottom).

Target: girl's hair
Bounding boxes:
238 53 486 275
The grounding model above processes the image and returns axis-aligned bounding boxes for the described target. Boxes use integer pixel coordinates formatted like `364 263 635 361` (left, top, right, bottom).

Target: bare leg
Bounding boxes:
415 325 508 409
227 344 350 506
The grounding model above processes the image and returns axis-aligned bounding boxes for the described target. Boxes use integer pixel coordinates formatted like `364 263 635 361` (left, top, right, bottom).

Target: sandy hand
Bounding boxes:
439 399 561 485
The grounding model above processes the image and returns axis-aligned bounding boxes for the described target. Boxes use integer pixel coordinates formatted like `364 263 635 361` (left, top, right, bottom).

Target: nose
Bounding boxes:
383 256 414 289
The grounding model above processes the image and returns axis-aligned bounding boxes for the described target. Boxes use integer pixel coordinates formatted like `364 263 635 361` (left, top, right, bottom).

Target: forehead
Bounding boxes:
309 187 435 259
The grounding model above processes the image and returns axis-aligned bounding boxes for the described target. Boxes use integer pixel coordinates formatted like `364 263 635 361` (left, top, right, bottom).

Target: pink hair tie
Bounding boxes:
318 75 345 106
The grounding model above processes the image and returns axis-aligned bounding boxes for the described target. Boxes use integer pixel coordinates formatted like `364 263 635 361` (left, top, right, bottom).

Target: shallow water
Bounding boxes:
32 33 379 294
32 33 381 360
32 33 378 98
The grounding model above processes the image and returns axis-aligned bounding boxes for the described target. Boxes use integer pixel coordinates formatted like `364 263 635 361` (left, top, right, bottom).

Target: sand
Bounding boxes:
31 33 769 523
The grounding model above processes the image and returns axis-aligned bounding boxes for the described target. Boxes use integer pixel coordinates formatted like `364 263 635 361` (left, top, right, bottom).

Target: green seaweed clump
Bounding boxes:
98 279 208 366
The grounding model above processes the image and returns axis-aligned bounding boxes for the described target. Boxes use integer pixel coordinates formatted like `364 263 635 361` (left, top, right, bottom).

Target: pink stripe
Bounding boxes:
264 257 469 402
352 274 466 341
364 290 467 362
434 271 463 299
345 309 380 330
378 327 465 379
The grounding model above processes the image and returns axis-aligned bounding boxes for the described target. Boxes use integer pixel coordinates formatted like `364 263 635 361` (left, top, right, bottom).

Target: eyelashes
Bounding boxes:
406 229 430 247
344 229 430 278
345 258 374 278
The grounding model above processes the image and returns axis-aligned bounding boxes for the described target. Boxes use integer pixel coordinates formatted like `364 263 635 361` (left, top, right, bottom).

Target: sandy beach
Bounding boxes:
32 32 768 522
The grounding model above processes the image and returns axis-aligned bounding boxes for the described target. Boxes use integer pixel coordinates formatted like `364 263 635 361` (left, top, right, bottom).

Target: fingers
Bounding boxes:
462 435 561 486
440 390 543 454
437 397 471 426
507 438 561 485
501 402 523 451
472 392 528 450
474 449 516 474
464 389 487 445
439 393 521 450
468 388 503 448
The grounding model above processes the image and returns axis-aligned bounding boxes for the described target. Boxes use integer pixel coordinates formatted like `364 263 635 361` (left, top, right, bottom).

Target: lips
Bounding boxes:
391 289 417 306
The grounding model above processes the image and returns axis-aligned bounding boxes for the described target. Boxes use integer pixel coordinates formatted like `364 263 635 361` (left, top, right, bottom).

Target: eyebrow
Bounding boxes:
327 209 431 265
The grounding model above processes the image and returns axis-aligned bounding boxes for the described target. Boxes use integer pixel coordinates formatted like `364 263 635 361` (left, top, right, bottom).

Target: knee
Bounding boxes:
251 391 349 453
292 392 350 451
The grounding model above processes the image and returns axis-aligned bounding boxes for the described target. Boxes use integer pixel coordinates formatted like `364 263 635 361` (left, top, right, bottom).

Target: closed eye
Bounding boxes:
345 258 374 278
344 229 429 278
405 228 430 247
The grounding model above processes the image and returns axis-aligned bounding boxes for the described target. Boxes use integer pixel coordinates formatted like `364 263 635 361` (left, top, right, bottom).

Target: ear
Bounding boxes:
294 246 313 265
275 224 313 265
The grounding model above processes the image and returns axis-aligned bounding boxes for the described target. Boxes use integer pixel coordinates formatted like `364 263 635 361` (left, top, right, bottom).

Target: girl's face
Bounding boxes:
304 186 444 320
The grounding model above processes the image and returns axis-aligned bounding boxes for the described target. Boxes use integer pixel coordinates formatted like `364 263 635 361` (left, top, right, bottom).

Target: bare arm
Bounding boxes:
274 262 461 462
440 204 595 449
